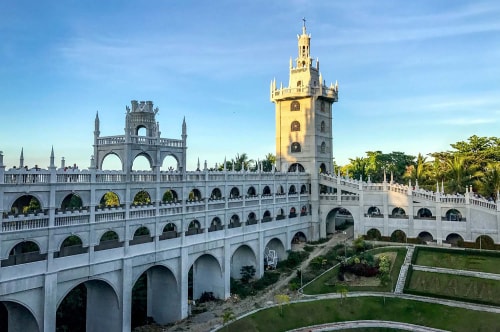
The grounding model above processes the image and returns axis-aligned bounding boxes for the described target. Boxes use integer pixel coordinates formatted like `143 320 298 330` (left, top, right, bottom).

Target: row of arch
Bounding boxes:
0 235 304 330
366 206 463 221
6 184 309 214
2 207 310 264
364 228 495 247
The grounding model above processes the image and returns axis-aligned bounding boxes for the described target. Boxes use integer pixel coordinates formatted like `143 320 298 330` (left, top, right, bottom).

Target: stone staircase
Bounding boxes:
394 246 414 294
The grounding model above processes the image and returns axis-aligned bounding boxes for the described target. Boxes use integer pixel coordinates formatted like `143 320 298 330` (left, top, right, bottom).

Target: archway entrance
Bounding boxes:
476 235 495 250
325 208 354 235
291 231 307 250
189 255 224 301
231 245 257 280
445 233 464 247
390 230 407 243
0 301 39 332
57 280 120 332
417 231 433 243
366 228 382 240
264 238 287 269
131 266 180 328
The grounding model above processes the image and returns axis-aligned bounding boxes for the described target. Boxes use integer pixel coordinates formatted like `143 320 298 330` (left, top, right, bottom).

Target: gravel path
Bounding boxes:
135 231 351 332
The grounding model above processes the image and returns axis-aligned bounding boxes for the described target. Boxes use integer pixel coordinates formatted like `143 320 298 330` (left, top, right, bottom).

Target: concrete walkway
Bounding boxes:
412 265 500 280
287 319 450 331
395 245 414 293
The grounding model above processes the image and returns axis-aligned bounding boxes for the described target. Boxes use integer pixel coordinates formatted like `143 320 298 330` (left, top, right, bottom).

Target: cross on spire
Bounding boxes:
302 17 306 28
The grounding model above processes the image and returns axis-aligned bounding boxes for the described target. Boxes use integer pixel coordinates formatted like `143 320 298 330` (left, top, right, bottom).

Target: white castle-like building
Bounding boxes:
1 24 499 331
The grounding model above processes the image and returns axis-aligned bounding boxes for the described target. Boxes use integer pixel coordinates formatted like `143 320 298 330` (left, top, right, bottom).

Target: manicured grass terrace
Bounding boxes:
414 247 500 274
227 297 500 332
406 269 500 306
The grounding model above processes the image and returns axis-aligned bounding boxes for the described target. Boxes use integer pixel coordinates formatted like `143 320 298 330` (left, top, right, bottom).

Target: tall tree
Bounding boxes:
479 162 500 201
445 155 475 194
262 153 276 172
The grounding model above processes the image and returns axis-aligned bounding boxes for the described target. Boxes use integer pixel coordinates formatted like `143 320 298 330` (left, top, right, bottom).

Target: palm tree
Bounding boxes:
233 153 254 171
262 153 276 172
480 162 500 201
445 155 478 194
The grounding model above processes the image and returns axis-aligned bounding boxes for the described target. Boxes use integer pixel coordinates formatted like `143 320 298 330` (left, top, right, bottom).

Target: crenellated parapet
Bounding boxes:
270 83 338 102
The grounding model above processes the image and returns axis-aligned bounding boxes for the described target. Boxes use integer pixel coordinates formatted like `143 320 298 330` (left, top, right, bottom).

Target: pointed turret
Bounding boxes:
49 146 55 168
95 111 100 133
19 148 24 168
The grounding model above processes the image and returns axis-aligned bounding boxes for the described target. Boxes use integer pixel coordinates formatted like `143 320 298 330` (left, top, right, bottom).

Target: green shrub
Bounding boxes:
277 251 309 270
253 272 280 291
303 245 314 252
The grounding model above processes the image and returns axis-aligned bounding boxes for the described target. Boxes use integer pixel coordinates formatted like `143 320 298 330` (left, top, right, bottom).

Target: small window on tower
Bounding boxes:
320 121 326 132
321 142 326 153
321 101 325 112
291 142 301 153
291 121 300 132
297 81 302 87
291 101 300 111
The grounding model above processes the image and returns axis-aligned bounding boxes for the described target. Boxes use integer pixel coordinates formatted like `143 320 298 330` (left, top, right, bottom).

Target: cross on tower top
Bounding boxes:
302 17 306 27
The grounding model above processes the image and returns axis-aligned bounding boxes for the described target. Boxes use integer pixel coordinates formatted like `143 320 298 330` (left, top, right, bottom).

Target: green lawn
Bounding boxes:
227 297 500 332
414 248 500 274
303 247 406 295
406 270 500 306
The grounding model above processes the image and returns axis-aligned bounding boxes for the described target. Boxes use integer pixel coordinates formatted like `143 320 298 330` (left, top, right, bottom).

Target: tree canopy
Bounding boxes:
340 135 500 200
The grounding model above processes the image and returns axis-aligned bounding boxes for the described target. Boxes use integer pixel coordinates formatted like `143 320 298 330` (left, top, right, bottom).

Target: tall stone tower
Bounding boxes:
270 21 338 174
271 21 339 239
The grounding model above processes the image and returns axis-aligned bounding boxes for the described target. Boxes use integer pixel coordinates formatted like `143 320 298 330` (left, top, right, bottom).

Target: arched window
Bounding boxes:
321 101 326 112
291 121 300 132
291 101 300 111
320 142 326 153
291 142 301 153
320 121 326 132
297 80 302 87
262 186 271 196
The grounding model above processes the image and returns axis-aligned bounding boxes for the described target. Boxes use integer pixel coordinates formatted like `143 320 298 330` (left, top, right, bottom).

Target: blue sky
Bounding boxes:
1 0 499 170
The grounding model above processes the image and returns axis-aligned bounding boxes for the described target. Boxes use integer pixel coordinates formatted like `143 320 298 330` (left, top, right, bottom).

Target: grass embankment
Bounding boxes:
406 270 500 306
227 297 500 332
303 247 406 295
414 247 500 274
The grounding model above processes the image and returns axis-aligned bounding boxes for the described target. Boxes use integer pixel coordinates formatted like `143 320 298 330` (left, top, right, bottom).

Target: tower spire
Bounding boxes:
50 146 55 168
19 148 24 168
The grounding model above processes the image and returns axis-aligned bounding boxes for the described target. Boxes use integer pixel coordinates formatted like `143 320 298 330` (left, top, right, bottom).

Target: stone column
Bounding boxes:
43 273 58 332
121 259 132 331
